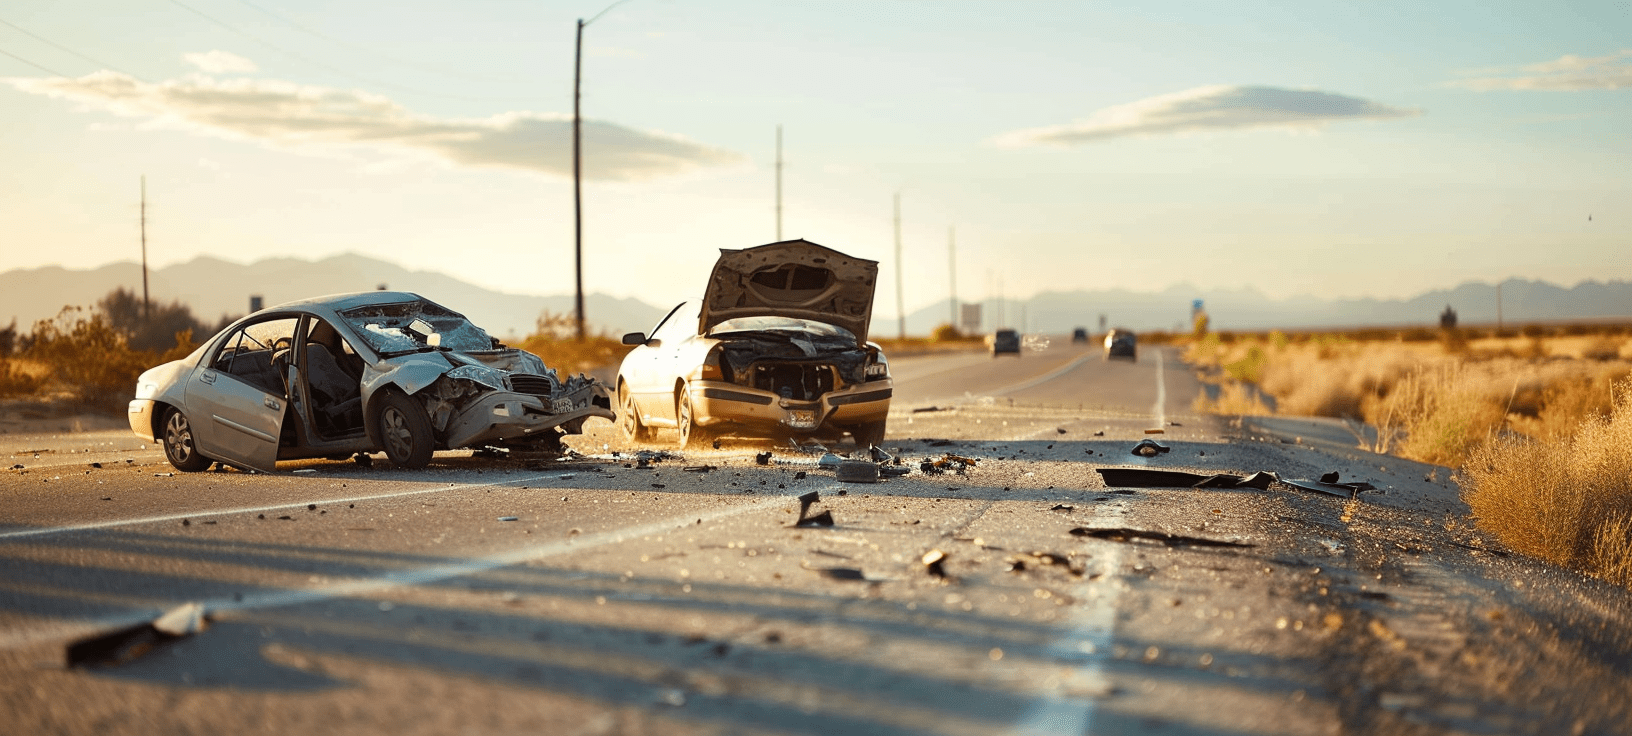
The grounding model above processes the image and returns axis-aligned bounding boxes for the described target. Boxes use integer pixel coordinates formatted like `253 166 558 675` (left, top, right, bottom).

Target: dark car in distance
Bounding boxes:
1071 327 1090 344
989 329 1021 356
1104 328 1137 360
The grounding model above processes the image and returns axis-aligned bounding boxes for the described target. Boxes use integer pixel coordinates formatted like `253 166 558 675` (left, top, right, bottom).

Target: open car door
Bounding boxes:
185 316 295 472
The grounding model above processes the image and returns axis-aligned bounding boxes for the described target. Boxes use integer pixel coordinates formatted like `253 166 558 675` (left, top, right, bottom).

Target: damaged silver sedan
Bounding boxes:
616 239 892 449
129 291 612 472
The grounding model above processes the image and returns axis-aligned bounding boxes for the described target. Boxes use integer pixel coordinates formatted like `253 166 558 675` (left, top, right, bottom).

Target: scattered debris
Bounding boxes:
154 472 174 477
793 471 807 480
1097 468 1280 489
793 491 835 527
1069 527 1254 549
879 464 911 478
920 454 978 475
867 445 894 462
88 462 102 469
928 439 955 447
755 451 773 465
498 516 519 522
818 453 843 468
1093 431 1104 437
1056 427 1067 434
1008 551 1083 576
354 453 373 467
1130 439 1171 457
912 406 947 414
1050 504 1075 512
655 688 687 707
682 465 717 473
66 603 209 668
808 566 869 581
921 549 951 579
836 460 879 484
1144 428 1165 434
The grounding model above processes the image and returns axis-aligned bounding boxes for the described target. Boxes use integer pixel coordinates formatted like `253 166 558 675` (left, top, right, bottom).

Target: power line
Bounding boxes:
167 0 525 102
231 0 529 84
0 45 68 76
0 17 145 79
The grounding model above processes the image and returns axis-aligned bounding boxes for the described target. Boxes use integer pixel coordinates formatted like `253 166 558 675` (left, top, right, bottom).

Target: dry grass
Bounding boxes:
1463 383 1632 587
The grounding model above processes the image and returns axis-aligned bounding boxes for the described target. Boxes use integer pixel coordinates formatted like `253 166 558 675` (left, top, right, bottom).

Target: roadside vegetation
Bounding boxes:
1187 323 1632 587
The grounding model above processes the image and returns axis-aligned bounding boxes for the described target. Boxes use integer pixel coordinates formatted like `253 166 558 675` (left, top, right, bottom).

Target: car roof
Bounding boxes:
264 291 429 313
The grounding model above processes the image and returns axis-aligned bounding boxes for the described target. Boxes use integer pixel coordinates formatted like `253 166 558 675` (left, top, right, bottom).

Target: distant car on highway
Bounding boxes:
129 291 612 472
989 328 1021 356
615 239 893 449
1071 327 1090 344
1104 328 1137 360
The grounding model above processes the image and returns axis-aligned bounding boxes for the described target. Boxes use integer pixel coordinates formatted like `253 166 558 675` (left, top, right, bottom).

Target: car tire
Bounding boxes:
851 419 887 449
160 406 213 472
676 384 711 449
374 389 434 468
617 379 654 443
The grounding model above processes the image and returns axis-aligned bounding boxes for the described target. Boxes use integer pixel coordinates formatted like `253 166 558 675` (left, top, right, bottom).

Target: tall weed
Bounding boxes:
1463 383 1632 585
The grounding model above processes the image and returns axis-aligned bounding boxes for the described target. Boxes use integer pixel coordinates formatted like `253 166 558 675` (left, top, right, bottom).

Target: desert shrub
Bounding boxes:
1463 383 1632 587
515 310 631 376
1191 381 1273 416
0 358 46 397
930 323 966 342
24 306 155 408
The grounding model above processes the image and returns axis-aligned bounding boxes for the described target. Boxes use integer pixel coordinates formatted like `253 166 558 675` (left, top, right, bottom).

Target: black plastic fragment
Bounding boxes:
66 603 208 668
1069 527 1254 549
755 452 773 465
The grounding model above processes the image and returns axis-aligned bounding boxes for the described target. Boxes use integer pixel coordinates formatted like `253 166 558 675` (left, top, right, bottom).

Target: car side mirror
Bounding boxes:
621 332 648 346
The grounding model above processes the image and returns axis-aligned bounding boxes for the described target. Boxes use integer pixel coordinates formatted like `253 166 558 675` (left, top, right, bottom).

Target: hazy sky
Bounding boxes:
2 0 1628 322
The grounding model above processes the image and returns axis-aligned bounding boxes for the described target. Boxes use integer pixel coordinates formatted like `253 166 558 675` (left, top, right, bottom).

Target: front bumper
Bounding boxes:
686 379 892 435
440 384 614 449
128 399 156 442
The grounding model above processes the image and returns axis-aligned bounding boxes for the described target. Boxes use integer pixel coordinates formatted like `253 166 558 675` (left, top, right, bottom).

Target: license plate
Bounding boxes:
787 410 817 429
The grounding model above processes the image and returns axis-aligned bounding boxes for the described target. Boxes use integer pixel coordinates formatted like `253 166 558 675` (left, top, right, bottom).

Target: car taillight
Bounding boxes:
693 349 724 381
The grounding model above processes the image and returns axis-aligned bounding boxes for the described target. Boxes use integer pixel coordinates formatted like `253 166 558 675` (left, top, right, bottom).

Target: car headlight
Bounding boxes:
136 382 157 399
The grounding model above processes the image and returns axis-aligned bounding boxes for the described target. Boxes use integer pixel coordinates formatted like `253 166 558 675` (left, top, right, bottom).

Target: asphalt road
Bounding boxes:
3 340 1630 735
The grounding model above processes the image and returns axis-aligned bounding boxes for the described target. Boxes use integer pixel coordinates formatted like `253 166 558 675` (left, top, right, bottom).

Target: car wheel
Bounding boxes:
676 384 711 449
617 379 654 443
161 407 213 472
851 419 887 449
374 390 434 468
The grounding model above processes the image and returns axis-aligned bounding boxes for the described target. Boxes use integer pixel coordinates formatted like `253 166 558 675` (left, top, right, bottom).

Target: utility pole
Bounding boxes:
947 226 957 329
775 125 783 241
894 192 904 341
572 17 586 341
1496 282 1504 335
140 175 149 320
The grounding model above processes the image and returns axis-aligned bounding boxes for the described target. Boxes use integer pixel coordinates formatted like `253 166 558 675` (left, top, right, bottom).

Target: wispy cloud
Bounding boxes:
994 85 1420 147
1455 50 1632 91
183 50 258 74
3 70 744 180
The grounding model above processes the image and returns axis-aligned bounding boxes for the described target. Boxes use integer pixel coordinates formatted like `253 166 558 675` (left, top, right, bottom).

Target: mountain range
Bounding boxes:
0 253 665 339
2 253 1628 339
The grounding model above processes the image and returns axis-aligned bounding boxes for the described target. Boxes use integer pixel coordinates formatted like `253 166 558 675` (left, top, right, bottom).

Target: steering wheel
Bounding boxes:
270 337 294 368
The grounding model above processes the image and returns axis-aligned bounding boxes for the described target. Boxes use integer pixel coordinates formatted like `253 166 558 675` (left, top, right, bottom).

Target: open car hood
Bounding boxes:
700 239 878 344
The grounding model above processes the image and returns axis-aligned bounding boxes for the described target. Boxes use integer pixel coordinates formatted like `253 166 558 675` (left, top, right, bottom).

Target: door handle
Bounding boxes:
265 397 281 411
201 370 217 385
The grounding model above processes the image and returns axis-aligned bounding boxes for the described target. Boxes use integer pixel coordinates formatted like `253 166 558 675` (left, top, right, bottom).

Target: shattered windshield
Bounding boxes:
339 299 494 355
709 316 855 341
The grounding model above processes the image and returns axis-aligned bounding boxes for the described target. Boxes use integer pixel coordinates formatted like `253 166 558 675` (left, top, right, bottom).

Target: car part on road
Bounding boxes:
1069 527 1255 549
1283 475 1375 498
921 549 951 579
66 602 209 668
836 459 879 483
1096 467 1282 489
1131 439 1171 456
793 490 835 527
755 451 773 465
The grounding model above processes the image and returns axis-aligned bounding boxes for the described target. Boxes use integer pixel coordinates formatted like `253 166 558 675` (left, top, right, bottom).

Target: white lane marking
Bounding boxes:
1153 349 1167 427
1011 512 1127 734
0 490 803 650
989 352 1096 396
0 473 563 541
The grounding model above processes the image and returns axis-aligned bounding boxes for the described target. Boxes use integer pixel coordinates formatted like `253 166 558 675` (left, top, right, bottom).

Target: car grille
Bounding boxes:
508 374 557 397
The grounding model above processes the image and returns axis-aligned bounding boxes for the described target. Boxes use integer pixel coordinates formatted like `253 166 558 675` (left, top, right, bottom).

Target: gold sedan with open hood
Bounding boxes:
615 239 892 449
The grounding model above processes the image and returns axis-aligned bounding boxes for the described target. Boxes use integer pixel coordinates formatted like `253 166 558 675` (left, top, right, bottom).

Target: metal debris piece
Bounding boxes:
66 603 208 668
921 549 950 578
1144 428 1165 434
1093 431 1104 437
1097 467 1281 490
1283 478 1361 498
793 491 834 527
1069 527 1254 549
354 453 373 467
818 453 843 468
498 516 518 521
867 445 894 463
682 465 717 473
912 406 947 413
1130 439 1170 457
293 468 317 474
879 464 911 477
1050 504 1074 512
755 451 773 465
836 460 879 483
